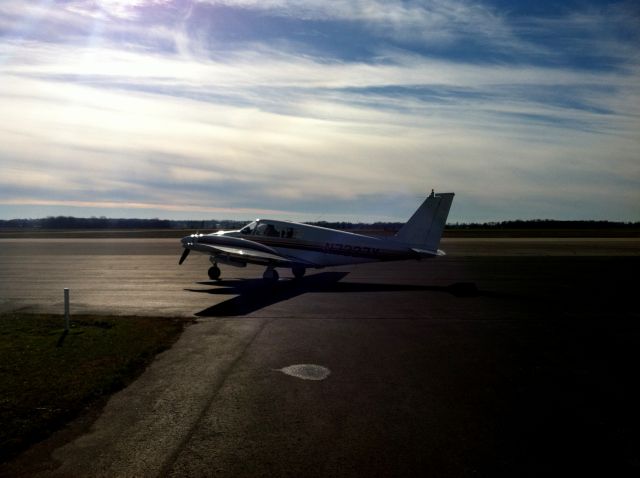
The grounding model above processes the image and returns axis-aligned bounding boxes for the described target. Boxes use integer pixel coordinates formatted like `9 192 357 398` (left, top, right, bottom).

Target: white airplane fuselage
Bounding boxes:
180 192 454 281
218 220 424 267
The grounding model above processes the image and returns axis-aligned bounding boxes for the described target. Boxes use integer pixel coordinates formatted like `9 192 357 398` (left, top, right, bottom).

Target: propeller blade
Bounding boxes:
179 248 190 265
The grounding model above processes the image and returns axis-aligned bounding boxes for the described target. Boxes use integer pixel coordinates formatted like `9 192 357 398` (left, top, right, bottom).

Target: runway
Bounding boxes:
1 237 637 317
1 238 639 476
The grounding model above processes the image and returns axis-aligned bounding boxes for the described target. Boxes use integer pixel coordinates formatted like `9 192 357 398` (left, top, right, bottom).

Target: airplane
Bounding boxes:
179 191 454 282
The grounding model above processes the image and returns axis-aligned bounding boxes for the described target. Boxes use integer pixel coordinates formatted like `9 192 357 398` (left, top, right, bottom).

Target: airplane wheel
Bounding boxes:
208 266 221 280
263 268 279 282
292 266 306 279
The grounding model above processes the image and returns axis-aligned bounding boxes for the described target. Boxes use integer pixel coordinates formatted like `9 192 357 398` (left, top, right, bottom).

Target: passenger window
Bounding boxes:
255 223 268 235
264 224 279 237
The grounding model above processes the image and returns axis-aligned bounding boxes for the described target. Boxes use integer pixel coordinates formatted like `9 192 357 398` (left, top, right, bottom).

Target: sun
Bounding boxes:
94 0 165 19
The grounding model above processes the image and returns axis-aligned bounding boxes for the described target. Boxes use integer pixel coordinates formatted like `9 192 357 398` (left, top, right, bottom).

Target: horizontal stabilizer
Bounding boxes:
411 248 446 257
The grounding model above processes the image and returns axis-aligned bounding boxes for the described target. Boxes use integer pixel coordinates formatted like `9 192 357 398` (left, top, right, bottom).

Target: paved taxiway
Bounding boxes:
1 238 639 477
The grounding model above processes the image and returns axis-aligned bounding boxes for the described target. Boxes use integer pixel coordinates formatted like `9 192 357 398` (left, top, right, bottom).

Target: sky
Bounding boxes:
0 0 638 223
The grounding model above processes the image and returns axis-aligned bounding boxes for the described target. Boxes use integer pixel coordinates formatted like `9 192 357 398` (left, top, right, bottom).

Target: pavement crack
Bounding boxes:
157 317 273 477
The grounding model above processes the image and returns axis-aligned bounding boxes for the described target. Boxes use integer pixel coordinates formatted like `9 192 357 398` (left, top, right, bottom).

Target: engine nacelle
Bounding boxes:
211 255 247 268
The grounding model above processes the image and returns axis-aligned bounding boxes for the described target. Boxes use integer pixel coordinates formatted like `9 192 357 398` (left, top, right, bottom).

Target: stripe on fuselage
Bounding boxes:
248 236 413 261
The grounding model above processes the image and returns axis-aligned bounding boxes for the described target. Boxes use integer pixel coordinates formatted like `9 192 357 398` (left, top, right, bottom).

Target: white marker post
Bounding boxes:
64 288 70 331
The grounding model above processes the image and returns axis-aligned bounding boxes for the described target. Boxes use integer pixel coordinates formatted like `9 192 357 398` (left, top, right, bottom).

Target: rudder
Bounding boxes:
394 191 455 251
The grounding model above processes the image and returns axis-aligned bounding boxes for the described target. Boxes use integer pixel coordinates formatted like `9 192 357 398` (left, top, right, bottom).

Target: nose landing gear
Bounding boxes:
208 265 221 280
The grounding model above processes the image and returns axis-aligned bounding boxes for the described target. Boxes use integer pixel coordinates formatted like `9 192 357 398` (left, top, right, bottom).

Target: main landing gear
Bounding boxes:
206 260 288 283
292 266 306 279
263 267 279 282
262 266 305 282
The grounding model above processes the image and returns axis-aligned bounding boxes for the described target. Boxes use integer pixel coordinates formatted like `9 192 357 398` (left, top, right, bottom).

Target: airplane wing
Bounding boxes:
191 242 303 266
182 235 318 267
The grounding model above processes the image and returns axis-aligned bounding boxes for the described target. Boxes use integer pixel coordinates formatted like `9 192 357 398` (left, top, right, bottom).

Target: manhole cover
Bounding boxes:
275 364 331 381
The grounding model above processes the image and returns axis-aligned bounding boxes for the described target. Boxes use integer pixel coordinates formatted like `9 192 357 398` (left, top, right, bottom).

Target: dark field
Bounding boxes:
0 314 186 464
0 237 639 477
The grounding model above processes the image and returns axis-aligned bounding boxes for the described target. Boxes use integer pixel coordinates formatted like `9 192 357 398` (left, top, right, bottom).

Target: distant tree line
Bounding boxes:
0 217 244 230
446 219 640 230
0 217 637 231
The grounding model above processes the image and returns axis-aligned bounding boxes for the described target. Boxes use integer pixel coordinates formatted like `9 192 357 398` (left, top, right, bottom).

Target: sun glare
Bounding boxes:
94 0 149 19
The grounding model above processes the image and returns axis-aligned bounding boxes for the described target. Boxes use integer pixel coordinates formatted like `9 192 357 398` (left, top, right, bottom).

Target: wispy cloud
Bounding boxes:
195 0 513 45
0 0 638 221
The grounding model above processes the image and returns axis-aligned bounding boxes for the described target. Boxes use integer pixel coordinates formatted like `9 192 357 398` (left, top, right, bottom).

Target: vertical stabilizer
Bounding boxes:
394 192 455 251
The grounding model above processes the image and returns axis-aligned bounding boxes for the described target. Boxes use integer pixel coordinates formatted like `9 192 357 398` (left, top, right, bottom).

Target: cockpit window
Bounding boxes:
254 222 281 237
242 221 298 238
264 224 279 237
240 221 257 235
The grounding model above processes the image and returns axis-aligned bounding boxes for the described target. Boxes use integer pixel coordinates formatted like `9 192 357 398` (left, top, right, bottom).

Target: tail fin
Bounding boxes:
393 191 454 251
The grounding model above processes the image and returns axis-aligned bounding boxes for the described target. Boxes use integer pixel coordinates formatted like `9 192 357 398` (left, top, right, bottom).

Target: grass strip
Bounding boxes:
0 313 189 463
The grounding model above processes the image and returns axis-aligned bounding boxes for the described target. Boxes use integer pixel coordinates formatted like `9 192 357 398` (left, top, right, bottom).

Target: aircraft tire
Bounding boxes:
263 268 279 282
292 266 306 279
208 266 221 280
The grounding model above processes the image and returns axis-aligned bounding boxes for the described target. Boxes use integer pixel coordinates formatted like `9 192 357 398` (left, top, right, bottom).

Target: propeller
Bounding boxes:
179 247 190 265
179 231 202 265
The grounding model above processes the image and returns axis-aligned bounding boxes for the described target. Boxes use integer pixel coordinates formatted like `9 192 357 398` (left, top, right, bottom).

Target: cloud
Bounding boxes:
195 0 510 43
0 1 638 221
66 1 175 20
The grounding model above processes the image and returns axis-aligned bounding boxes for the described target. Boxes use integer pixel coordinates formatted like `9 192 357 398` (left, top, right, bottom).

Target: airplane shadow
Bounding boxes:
186 271 482 317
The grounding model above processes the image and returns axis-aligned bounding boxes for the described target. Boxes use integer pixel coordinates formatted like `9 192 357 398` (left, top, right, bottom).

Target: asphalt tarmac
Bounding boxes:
1 238 639 477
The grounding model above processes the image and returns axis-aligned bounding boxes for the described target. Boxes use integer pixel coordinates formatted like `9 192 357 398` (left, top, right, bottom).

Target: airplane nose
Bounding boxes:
182 234 201 246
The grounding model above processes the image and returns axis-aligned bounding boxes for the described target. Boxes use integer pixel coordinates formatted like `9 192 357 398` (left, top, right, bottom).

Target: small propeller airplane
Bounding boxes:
179 191 454 282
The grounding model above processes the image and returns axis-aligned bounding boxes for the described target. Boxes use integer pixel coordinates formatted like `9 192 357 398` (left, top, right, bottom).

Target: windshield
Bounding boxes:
240 221 257 235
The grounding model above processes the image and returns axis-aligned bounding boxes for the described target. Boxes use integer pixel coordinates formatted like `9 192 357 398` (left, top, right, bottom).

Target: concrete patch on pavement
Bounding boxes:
275 364 331 381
